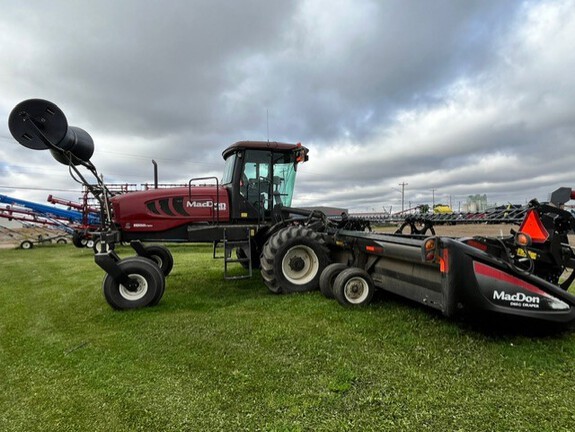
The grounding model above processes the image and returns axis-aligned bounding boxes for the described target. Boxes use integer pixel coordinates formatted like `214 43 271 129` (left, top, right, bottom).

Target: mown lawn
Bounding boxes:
1 243 575 431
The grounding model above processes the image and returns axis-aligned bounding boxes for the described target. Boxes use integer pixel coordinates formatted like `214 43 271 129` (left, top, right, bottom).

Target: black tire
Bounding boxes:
93 240 114 253
333 267 375 307
20 240 34 250
260 225 330 294
102 257 165 310
144 245 174 276
72 232 84 248
92 239 115 253
319 263 348 299
56 238 67 244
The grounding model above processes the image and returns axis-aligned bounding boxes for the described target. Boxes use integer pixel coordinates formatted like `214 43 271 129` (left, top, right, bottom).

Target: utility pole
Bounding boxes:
399 182 408 213
431 188 436 210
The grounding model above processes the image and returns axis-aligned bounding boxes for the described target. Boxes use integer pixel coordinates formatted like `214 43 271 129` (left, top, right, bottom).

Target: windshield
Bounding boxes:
221 153 236 185
272 154 296 207
239 150 298 212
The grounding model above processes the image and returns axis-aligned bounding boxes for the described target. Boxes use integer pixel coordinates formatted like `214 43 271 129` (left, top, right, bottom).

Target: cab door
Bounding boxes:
238 149 273 221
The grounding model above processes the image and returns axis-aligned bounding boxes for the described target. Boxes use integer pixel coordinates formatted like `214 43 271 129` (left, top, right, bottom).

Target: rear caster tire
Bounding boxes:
261 225 330 294
102 257 165 310
144 245 174 276
319 263 348 299
333 267 375 307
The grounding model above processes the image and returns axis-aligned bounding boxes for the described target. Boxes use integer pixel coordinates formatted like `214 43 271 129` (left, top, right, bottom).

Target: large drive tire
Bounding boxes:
144 245 174 276
102 257 165 310
319 263 348 299
333 267 375 307
260 225 330 294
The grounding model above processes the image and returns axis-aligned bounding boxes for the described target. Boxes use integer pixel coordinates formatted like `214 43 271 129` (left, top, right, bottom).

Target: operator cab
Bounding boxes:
221 141 308 222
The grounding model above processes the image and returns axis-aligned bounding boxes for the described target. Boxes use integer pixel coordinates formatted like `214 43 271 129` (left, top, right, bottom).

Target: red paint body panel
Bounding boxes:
111 186 230 232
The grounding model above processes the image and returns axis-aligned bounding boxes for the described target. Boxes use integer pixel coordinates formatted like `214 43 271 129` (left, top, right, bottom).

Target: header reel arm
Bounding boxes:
8 99 114 230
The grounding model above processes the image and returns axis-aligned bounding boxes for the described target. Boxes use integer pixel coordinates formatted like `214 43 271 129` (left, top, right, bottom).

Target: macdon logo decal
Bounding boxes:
493 290 540 308
186 200 226 210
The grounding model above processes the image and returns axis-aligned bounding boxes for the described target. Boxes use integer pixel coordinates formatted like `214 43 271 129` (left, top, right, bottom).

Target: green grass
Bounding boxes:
2 244 575 431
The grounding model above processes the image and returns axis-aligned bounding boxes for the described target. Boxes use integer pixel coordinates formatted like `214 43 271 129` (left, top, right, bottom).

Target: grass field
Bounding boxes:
2 243 575 431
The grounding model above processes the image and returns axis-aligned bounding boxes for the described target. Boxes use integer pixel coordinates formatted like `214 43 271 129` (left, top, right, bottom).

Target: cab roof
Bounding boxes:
222 141 308 160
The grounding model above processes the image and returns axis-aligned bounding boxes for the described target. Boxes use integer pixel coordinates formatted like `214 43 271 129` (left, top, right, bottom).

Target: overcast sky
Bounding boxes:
1 0 575 213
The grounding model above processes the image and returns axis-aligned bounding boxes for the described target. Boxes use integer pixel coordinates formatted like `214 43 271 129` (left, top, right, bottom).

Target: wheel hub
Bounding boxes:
281 244 319 285
289 256 305 272
344 277 369 303
119 274 148 300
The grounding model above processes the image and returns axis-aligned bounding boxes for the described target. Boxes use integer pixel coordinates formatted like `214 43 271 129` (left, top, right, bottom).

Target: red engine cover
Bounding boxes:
111 186 230 232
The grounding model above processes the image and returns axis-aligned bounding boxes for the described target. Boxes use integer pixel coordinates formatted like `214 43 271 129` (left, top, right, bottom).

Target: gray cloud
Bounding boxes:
1 0 574 213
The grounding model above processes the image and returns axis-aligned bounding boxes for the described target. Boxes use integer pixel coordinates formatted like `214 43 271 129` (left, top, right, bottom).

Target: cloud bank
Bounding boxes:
1 0 574 212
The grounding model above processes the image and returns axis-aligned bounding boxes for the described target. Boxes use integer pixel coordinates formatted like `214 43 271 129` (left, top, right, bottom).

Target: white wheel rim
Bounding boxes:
281 245 319 285
119 274 148 301
151 255 163 268
344 276 369 304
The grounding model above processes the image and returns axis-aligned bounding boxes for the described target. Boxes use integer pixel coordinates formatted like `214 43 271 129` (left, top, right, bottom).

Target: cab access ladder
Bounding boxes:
214 227 253 280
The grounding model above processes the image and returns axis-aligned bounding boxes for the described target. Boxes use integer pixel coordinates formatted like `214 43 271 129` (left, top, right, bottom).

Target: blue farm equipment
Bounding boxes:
0 193 100 248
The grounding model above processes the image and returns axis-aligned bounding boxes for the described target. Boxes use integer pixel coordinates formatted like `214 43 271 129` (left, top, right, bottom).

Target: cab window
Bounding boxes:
241 150 272 210
221 153 236 185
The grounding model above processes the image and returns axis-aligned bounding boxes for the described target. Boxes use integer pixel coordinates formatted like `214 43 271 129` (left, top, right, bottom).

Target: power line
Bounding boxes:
0 185 81 193
1 164 71 176
1 152 222 174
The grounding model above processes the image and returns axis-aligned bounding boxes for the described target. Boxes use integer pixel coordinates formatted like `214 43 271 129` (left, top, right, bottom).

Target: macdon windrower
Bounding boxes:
9 98 575 326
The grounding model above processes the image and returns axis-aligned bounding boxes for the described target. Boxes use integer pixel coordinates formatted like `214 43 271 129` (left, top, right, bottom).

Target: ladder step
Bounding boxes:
225 240 250 246
222 227 253 280
226 258 250 264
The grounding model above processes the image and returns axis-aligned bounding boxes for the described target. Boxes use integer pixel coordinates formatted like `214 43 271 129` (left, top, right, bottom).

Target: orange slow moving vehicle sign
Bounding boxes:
518 209 549 243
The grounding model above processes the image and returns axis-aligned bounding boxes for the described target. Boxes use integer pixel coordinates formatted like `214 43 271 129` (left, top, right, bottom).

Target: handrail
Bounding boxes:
188 176 220 224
